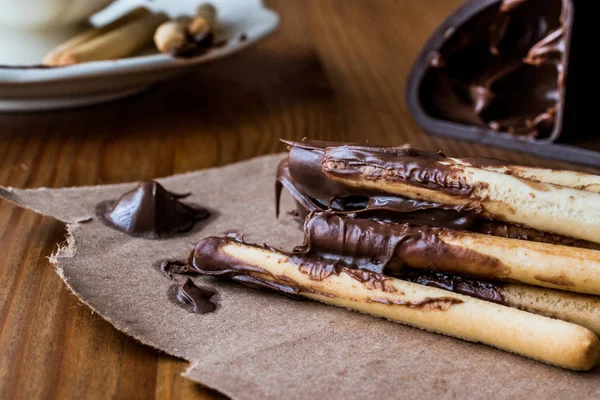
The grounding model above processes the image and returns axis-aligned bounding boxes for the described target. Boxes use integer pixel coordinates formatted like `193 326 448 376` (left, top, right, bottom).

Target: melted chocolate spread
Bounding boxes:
160 259 191 278
419 0 570 138
276 141 597 249
102 181 210 238
173 278 217 314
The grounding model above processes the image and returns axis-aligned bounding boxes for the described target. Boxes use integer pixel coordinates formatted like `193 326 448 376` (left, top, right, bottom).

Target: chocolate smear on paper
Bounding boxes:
160 259 191 278
1 154 598 400
171 278 217 314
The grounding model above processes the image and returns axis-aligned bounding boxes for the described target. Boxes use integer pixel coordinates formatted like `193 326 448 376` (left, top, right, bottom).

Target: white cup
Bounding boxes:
0 0 114 64
0 0 114 30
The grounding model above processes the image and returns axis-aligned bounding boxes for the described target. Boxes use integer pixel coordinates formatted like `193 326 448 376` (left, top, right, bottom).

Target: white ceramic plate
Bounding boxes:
0 0 279 112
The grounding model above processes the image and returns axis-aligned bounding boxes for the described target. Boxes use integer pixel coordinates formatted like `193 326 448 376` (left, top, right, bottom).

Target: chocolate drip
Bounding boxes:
419 0 570 138
399 269 505 304
275 158 322 218
174 278 217 314
101 180 210 238
365 296 463 311
475 221 599 249
283 140 355 203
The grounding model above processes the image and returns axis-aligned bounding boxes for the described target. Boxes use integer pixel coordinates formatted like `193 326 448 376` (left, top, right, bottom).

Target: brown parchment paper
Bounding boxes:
1 154 599 400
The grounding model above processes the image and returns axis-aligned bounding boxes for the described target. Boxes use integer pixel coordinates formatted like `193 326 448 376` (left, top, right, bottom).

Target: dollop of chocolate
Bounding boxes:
174 278 217 314
102 181 209 238
419 0 571 138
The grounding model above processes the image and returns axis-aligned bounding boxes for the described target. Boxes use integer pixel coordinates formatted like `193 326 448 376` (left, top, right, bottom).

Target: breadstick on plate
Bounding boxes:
57 11 168 65
320 145 600 244
43 7 150 66
188 236 600 370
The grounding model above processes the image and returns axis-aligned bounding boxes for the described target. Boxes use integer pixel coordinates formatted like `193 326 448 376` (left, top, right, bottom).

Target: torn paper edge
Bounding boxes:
183 361 244 399
46 220 188 359
47 220 229 396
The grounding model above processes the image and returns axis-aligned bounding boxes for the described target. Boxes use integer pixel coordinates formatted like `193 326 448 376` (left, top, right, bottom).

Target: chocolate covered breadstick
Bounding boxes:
299 212 600 295
277 141 600 249
188 236 600 370
320 144 600 244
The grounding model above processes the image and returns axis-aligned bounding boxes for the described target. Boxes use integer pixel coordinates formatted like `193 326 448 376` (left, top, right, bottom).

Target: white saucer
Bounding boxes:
0 0 279 112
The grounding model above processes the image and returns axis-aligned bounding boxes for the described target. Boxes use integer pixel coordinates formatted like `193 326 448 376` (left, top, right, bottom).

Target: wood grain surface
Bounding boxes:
0 1 594 399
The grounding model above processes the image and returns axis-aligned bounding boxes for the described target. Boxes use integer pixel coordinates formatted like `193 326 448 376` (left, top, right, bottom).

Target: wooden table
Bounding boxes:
0 1 593 398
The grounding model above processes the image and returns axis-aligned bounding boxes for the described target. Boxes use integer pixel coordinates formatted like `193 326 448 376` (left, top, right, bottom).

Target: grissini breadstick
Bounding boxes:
320 145 600 244
501 283 600 336
300 212 600 296
43 7 150 66
58 11 168 65
452 158 600 194
188 236 600 370
400 270 600 336
276 145 600 250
